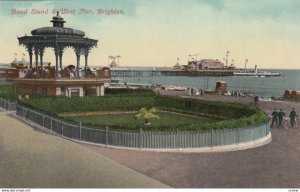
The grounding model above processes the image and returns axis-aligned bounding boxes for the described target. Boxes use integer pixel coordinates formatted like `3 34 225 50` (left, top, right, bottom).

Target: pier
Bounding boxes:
110 67 161 77
110 67 234 77
161 70 233 77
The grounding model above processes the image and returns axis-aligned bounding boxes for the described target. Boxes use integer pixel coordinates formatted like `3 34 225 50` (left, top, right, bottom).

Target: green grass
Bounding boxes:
63 111 218 131
0 85 17 101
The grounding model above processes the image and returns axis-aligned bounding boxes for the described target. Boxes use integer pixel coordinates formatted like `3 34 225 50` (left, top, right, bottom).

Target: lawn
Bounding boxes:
63 111 218 131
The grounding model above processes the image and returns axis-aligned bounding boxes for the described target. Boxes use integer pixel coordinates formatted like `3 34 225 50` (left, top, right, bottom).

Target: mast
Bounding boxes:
226 51 229 68
244 59 248 73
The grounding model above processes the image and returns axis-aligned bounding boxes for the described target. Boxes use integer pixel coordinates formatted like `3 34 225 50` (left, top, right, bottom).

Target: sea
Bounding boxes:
119 69 300 99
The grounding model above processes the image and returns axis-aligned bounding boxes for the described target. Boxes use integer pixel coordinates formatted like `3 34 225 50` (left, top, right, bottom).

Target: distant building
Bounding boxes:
173 63 182 70
11 58 50 69
110 60 118 68
228 63 236 70
187 59 225 70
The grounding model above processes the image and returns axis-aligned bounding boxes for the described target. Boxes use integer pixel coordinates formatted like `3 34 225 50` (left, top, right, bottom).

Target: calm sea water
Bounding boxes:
120 69 300 98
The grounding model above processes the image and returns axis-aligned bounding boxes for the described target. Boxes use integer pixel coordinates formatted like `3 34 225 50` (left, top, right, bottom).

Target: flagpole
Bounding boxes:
244 59 248 73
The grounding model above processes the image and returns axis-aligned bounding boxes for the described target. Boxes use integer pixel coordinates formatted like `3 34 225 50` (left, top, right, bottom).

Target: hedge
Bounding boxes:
105 88 156 97
19 95 155 116
0 85 17 101
18 93 268 131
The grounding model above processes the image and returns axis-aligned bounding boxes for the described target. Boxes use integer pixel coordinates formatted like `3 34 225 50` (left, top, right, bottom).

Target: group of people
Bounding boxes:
270 108 298 128
188 88 204 96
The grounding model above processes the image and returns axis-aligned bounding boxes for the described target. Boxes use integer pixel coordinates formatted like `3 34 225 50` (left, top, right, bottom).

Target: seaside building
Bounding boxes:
12 12 111 97
11 58 50 69
187 59 225 70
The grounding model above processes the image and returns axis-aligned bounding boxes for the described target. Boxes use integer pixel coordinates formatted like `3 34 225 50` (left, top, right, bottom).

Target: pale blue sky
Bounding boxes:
1 0 299 69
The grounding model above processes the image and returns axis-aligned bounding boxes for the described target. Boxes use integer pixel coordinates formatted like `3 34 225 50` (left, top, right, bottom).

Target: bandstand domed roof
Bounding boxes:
31 27 85 37
31 11 85 37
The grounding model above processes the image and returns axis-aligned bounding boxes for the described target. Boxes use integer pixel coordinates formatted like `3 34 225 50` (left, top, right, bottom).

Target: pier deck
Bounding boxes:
110 67 233 77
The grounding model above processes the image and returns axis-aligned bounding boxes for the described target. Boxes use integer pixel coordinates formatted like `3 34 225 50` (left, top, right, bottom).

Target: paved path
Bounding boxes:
84 127 300 188
0 112 168 188
81 91 300 188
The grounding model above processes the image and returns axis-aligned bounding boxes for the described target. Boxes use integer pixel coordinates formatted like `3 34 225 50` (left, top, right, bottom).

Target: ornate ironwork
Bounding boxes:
18 11 98 78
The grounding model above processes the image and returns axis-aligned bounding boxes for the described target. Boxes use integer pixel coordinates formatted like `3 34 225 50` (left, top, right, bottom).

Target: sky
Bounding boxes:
0 0 300 69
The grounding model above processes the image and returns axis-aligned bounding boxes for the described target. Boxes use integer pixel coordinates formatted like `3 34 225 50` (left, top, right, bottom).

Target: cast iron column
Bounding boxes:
28 48 33 69
85 54 88 67
34 48 39 71
76 53 80 78
39 48 44 71
59 50 63 70
55 49 59 78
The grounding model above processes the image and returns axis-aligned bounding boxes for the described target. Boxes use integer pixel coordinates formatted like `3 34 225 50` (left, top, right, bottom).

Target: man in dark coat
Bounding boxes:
271 108 278 128
289 108 298 128
278 109 285 128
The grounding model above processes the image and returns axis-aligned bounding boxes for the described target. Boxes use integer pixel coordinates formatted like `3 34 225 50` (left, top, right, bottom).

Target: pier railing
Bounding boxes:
14 105 270 149
0 98 17 111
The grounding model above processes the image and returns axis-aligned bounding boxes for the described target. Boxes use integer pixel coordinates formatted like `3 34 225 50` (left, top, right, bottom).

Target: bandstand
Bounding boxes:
14 12 111 97
18 11 97 77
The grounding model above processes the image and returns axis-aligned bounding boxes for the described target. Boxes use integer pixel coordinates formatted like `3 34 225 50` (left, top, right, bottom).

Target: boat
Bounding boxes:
233 65 281 77
162 85 187 91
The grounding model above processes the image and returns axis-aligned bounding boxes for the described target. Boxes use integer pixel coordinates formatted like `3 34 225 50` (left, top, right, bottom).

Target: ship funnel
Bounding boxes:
255 65 257 74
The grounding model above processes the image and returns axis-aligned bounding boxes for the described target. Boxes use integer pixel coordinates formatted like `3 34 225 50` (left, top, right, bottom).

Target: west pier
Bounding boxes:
110 67 234 77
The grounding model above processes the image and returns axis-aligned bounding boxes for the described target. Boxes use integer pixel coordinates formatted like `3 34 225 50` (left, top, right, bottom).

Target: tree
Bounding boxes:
135 107 160 125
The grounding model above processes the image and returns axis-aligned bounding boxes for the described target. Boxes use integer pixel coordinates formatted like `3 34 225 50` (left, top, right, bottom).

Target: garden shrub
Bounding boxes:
17 92 268 131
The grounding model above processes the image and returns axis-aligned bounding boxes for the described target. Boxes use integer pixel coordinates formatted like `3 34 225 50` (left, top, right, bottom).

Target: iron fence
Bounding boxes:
0 98 17 111
15 105 270 149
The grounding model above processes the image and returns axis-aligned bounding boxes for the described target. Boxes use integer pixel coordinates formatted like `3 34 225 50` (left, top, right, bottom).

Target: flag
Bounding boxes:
108 56 115 59
116 55 121 58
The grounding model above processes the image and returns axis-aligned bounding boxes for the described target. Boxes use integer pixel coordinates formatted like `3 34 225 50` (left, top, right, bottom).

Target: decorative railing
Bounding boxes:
14 105 270 149
0 98 17 111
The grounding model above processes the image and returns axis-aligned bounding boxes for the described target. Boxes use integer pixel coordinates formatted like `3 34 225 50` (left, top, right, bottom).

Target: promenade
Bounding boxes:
0 112 168 188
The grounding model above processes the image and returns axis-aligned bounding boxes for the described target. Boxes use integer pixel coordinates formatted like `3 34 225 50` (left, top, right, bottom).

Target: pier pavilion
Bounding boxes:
14 12 111 97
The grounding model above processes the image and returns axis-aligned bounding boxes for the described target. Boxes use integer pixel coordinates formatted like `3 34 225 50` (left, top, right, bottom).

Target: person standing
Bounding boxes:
254 96 259 107
278 109 285 128
289 108 298 128
271 108 278 128
188 88 192 96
